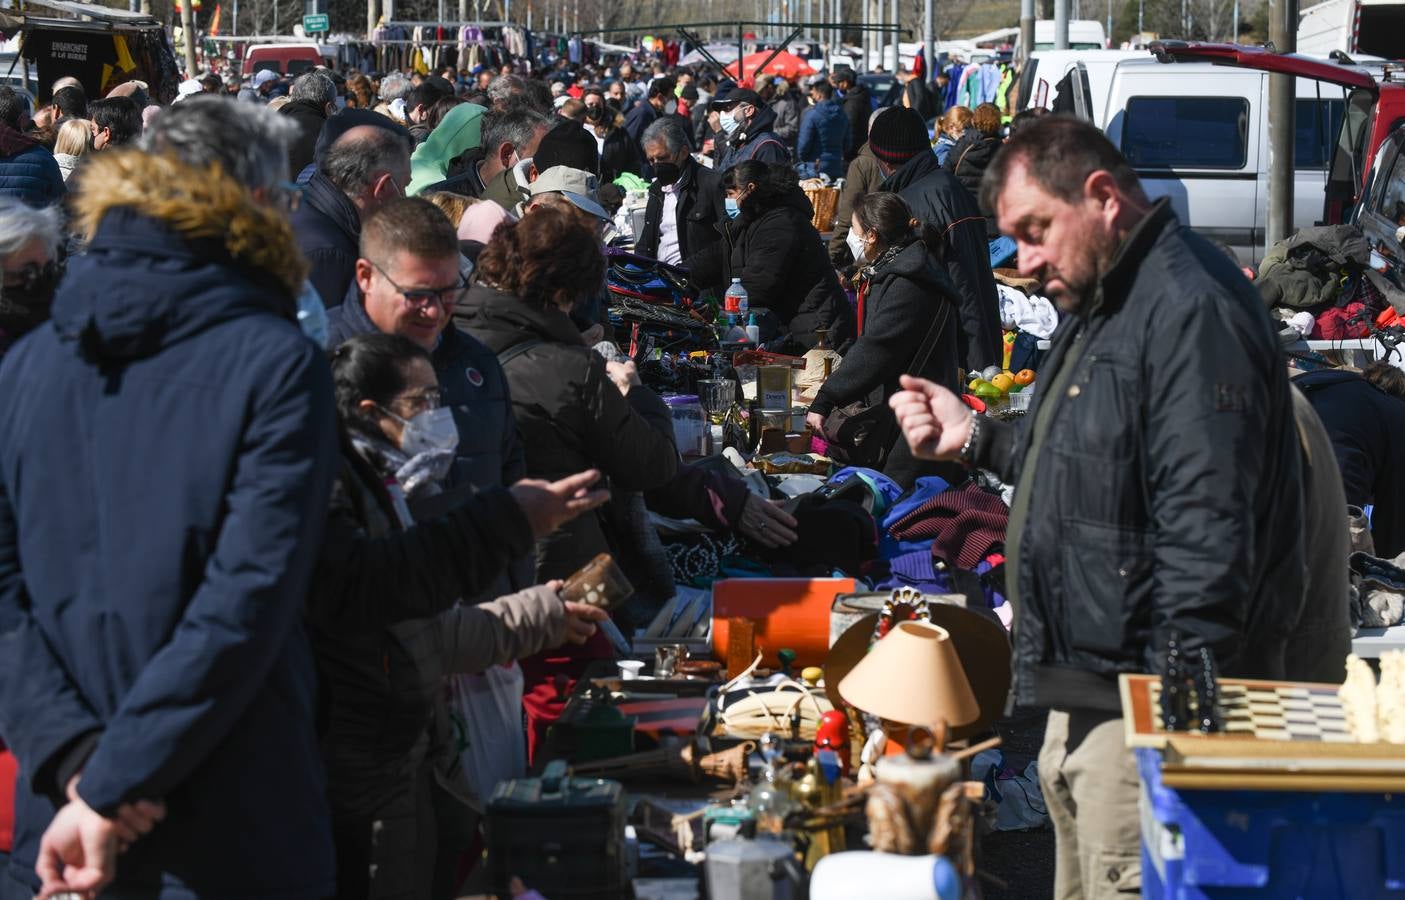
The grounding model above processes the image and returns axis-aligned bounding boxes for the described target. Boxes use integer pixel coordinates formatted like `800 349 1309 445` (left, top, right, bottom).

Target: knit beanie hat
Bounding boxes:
868 107 930 166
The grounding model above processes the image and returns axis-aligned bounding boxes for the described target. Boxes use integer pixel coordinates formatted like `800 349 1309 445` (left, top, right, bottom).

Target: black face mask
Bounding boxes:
606 97 623 112
653 161 682 186
585 104 606 122
0 260 61 338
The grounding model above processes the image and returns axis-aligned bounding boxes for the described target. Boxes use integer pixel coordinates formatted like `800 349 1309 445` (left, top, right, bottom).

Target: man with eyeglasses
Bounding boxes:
329 196 527 523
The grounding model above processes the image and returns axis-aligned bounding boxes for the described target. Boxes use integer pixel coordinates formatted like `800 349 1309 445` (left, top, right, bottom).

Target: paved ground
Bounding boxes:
978 705 1056 900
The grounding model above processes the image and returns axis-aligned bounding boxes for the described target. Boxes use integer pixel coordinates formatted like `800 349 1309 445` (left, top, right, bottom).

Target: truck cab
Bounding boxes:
242 43 323 78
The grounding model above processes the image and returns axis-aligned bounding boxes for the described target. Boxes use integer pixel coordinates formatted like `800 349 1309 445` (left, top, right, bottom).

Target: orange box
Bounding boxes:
711 577 857 670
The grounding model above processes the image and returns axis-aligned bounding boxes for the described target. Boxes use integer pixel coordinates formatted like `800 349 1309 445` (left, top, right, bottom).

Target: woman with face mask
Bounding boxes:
684 160 853 353
310 331 608 900
805 192 965 488
582 86 644 182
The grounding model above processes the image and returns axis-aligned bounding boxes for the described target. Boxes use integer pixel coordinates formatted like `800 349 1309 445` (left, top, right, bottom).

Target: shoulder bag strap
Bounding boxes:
496 339 545 368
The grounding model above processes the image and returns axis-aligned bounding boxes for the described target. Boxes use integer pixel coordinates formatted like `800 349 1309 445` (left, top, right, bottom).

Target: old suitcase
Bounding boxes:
485 759 628 899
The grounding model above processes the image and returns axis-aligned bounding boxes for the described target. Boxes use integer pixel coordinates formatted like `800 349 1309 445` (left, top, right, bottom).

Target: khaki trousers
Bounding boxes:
1038 709 1142 900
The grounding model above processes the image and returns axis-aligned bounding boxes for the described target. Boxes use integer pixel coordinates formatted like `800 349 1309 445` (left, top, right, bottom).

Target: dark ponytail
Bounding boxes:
329 332 432 436
854 192 946 260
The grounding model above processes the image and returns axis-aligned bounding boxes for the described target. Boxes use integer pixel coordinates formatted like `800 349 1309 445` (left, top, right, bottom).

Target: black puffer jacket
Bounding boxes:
685 183 854 352
636 157 724 263
809 240 962 487
969 201 1305 712
596 123 643 182
943 132 1002 238
883 151 1002 372
840 83 872 163
454 285 680 579
291 171 360 308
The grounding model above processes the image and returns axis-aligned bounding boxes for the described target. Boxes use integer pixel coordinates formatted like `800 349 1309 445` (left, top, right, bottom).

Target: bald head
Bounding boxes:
322 123 412 216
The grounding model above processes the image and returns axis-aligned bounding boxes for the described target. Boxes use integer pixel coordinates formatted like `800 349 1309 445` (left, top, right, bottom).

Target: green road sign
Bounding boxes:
303 13 329 33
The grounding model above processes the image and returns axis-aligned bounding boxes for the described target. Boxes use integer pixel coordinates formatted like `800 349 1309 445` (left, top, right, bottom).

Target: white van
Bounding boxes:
1025 51 1361 263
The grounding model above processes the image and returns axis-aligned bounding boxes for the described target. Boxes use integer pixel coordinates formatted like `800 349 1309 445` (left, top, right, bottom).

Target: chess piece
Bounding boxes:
1194 647 1223 734
1161 633 1192 732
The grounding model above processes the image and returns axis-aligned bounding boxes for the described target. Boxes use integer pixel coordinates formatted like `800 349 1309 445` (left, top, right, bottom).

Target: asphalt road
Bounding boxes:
978 706 1056 900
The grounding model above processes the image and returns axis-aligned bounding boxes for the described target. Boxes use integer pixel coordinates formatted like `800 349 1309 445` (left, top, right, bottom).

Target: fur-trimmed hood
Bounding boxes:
55 150 309 362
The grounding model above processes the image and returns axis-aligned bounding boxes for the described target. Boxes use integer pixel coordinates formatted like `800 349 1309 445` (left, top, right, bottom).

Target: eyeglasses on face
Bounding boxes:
370 260 468 310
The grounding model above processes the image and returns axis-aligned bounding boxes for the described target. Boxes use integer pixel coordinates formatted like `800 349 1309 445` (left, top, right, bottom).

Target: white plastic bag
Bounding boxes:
448 662 526 803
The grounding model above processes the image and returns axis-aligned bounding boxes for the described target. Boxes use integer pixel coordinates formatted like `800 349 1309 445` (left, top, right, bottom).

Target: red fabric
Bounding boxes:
888 483 1009 569
0 746 17 853
1312 302 1370 340
517 630 614 766
856 280 870 335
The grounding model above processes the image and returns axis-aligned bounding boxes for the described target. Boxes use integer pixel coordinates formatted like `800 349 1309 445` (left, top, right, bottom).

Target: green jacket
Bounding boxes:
408 103 485 196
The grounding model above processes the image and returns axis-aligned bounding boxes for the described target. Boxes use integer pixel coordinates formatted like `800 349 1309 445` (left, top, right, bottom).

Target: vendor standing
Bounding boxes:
890 117 1305 898
685 160 853 352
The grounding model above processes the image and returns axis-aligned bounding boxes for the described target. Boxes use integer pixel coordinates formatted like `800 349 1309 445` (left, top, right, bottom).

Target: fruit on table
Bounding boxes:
1014 369 1036 386
1008 383 1024 394
973 382 1003 400
981 365 1002 382
969 377 988 392
990 373 1014 393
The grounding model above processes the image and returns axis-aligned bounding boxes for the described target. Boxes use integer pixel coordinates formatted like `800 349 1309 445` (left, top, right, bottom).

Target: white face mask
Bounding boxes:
397 406 460 456
846 230 868 265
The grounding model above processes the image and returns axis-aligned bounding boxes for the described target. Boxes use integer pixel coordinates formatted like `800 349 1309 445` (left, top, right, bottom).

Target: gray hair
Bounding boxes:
641 116 689 156
483 106 550 155
379 72 411 102
141 95 298 190
290 71 336 107
0 198 62 260
487 73 527 106
322 127 411 196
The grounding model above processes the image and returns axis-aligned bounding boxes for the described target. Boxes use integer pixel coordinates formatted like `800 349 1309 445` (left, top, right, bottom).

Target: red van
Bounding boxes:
242 43 324 78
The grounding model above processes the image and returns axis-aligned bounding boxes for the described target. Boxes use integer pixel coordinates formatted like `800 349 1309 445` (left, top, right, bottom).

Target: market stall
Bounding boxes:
12 0 179 104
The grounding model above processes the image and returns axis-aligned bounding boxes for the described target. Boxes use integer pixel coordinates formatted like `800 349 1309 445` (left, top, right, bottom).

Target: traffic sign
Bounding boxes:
302 13 329 33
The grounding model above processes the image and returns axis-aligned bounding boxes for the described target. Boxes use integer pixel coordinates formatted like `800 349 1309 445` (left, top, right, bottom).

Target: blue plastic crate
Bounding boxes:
1138 748 1405 899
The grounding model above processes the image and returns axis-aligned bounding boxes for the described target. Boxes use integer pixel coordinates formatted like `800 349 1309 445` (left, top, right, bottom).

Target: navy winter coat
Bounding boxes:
0 124 63 207
796 99 851 179
0 160 338 898
292 170 361 308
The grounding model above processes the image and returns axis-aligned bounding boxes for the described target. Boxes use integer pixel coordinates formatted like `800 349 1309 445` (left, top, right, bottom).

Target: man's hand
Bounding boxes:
36 797 119 899
604 360 641 396
889 375 974 461
509 470 610 539
736 493 799 549
805 411 827 435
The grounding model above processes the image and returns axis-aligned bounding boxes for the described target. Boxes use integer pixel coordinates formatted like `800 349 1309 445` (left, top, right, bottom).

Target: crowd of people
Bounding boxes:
0 31 1393 900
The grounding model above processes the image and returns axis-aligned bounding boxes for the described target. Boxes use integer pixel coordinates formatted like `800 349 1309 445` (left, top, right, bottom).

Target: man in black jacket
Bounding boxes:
868 107 1001 372
291 111 411 307
891 117 1304 900
281 71 336 179
830 66 870 164
624 77 675 177
635 116 723 265
1294 365 1405 559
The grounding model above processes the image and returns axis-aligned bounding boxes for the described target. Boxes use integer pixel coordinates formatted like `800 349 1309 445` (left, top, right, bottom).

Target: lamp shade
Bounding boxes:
837 621 980 728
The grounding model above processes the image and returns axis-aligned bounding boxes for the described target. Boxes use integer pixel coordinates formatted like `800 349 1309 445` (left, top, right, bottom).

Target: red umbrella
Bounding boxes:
724 50 816 82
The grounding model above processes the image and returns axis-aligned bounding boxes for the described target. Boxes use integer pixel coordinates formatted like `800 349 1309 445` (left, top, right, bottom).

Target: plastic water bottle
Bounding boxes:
724 277 749 318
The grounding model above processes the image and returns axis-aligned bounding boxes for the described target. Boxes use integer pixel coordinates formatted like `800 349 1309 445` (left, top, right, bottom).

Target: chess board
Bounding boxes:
1121 674 1356 749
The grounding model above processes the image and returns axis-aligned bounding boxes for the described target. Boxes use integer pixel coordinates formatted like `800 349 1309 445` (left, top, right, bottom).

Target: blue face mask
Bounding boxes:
719 109 742 136
724 197 742 219
295 281 330 349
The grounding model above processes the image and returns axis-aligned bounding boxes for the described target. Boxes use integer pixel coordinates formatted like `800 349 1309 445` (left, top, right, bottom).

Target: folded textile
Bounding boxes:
888 484 1009 570
997 284 1058 339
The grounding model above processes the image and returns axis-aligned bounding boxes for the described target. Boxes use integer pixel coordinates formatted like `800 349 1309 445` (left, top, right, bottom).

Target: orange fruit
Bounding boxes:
1014 369 1036 386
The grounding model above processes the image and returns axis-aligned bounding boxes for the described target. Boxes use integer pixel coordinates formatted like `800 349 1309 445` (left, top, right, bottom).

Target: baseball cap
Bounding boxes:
252 69 279 89
710 87 761 111
831 65 856 82
528 165 609 221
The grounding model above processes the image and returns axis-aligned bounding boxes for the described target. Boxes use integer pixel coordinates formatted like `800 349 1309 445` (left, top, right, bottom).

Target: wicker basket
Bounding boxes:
803 185 841 233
